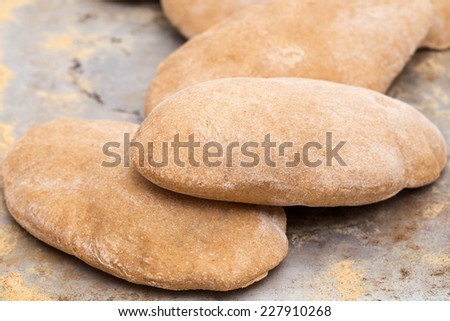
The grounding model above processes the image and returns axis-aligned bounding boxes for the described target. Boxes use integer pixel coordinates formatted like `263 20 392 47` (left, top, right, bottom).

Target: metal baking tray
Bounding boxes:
0 0 448 300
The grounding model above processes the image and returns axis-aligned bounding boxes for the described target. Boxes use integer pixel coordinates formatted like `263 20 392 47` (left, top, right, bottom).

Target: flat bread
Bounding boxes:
137 78 447 206
146 0 433 114
162 0 449 50
2 119 288 291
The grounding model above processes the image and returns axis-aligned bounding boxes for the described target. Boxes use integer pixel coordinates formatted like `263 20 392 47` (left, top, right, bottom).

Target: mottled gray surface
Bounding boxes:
0 0 448 300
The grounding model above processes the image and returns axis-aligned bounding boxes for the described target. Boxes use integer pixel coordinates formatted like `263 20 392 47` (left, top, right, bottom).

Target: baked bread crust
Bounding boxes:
147 0 433 114
137 78 447 206
162 0 449 50
2 119 288 291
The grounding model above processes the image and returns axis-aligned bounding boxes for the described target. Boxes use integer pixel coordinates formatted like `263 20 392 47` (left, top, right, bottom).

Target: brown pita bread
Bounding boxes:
2 119 288 291
136 78 447 206
146 0 433 114
162 0 449 50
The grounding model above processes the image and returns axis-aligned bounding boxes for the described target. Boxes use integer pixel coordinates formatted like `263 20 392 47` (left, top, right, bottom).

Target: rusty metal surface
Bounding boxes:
0 0 449 300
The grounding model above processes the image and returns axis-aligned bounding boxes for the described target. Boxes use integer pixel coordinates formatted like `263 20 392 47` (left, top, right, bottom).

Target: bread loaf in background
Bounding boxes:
162 0 449 50
136 78 447 206
147 0 433 115
2 119 288 291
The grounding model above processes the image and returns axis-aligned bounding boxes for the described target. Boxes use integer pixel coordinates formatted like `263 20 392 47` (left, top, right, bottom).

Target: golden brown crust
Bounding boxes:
2 119 288 291
146 0 433 115
136 78 447 206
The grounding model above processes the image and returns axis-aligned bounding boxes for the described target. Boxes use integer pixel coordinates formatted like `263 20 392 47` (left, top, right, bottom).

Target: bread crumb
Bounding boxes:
0 273 50 301
328 260 366 301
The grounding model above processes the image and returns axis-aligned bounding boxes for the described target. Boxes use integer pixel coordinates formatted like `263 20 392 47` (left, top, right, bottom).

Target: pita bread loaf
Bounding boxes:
423 0 450 50
135 78 447 207
2 119 288 291
161 0 265 38
146 0 433 115
162 0 449 50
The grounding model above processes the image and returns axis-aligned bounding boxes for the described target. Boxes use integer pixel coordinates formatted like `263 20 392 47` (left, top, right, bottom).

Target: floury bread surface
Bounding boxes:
135 78 447 206
161 0 449 49
2 119 288 291
424 0 450 50
148 0 433 113
146 0 433 114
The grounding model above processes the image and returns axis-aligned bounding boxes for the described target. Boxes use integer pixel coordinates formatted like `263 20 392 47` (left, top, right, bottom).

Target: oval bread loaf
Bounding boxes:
161 0 449 50
2 119 288 291
147 0 433 114
135 78 448 207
